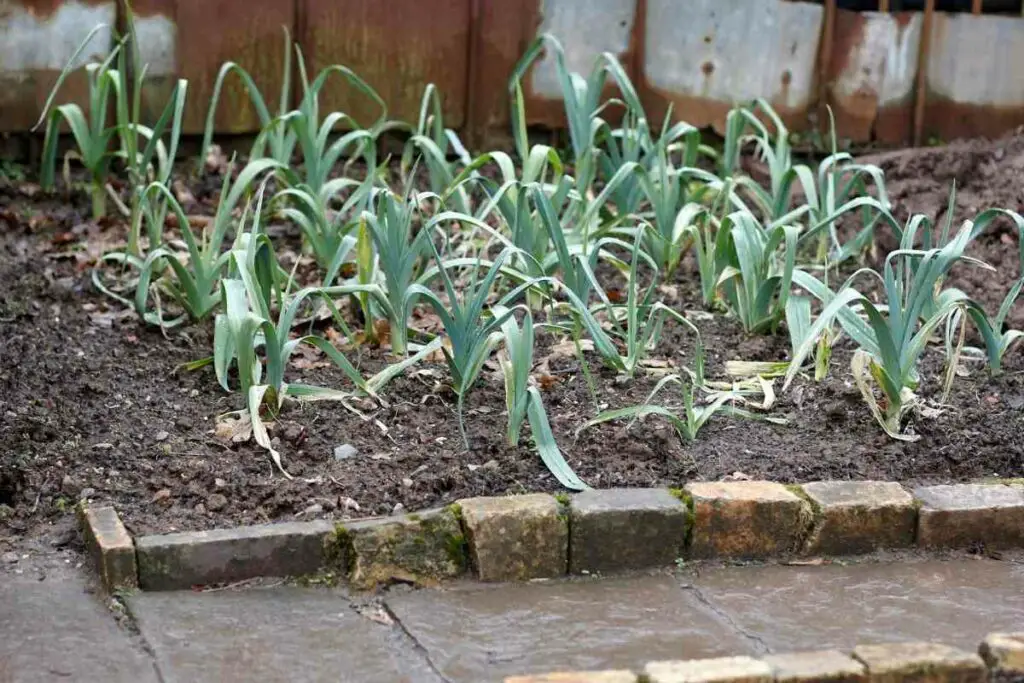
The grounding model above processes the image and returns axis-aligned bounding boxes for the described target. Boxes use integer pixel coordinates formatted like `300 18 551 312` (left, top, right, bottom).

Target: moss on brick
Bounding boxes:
324 524 355 575
348 508 468 589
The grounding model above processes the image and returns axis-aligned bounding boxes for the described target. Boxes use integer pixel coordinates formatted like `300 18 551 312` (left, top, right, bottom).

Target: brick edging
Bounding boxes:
77 480 1024 592
504 635 1024 682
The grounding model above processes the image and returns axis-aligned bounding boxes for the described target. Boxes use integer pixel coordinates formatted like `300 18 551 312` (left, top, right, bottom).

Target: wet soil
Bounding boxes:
3 135 1024 548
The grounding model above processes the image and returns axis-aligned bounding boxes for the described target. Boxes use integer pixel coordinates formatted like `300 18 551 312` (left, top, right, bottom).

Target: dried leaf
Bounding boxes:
289 344 331 370
357 606 394 626
214 412 253 443
535 374 561 391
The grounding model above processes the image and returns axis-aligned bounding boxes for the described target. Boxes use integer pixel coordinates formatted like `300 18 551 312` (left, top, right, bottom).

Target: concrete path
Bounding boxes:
2 555 1022 682
0 572 158 683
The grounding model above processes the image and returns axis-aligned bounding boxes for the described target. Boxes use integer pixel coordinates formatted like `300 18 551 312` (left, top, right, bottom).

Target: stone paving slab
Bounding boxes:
0 576 158 683
127 586 443 683
686 558 1024 653
385 574 756 683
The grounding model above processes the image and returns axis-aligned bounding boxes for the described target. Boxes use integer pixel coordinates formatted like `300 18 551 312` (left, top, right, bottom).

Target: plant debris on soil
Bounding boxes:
3 133 1024 548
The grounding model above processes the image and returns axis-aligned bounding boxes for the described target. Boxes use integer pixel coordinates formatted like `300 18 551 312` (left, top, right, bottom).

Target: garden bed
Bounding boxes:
3 131 1024 544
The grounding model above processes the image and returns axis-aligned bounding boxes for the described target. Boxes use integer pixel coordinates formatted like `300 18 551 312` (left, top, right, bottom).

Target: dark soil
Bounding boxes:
3 134 1024 552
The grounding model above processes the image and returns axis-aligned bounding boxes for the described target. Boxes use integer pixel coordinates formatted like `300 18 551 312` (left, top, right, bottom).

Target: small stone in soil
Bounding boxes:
298 503 323 516
79 487 95 499
321 498 337 512
154 430 169 442
392 503 406 514
61 474 77 494
194 503 206 514
333 444 359 461
151 489 171 504
175 417 193 430
0 505 13 520
207 493 228 511
401 478 414 488
2 551 19 564
482 459 499 471
214 478 226 488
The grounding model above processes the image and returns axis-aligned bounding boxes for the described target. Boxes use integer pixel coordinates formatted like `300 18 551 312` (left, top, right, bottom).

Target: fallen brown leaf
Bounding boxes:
214 413 253 444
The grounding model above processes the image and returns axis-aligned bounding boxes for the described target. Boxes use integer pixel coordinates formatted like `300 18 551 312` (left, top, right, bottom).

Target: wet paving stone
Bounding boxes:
384 574 755 683
127 586 442 683
0 576 157 683
685 558 1024 653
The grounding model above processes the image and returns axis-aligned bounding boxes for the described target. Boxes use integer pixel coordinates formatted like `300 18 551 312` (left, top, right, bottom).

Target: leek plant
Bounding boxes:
499 308 588 490
785 220 997 440
213 222 438 473
203 32 391 196
36 25 118 221
415 246 542 449
580 375 752 444
567 229 699 378
401 84 473 213
95 159 285 326
715 210 799 334
38 12 187 256
510 33 644 195
579 331 778 442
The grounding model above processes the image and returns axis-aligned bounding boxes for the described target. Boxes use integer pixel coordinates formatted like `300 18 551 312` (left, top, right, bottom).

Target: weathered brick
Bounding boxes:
684 482 812 559
762 650 867 682
459 494 568 582
346 507 467 589
852 642 987 683
979 633 1024 675
800 481 916 555
135 520 335 590
914 484 1024 549
503 671 637 683
78 504 137 591
644 656 773 683
569 488 688 574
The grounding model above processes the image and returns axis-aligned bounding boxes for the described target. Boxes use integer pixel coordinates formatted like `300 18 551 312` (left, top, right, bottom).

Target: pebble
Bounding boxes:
299 503 323 517
321 498 337 512
151 489 172 504
0 505 13 521
1 552 19 564
392 503 406 515
194 503 207 514
175 417 193 430
207 493 228 512
154 430 170 442
79 487 96 499
333 444 359 461
60 474 77 494
481 459 499 471
401 477 414 488
214 478 227 488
